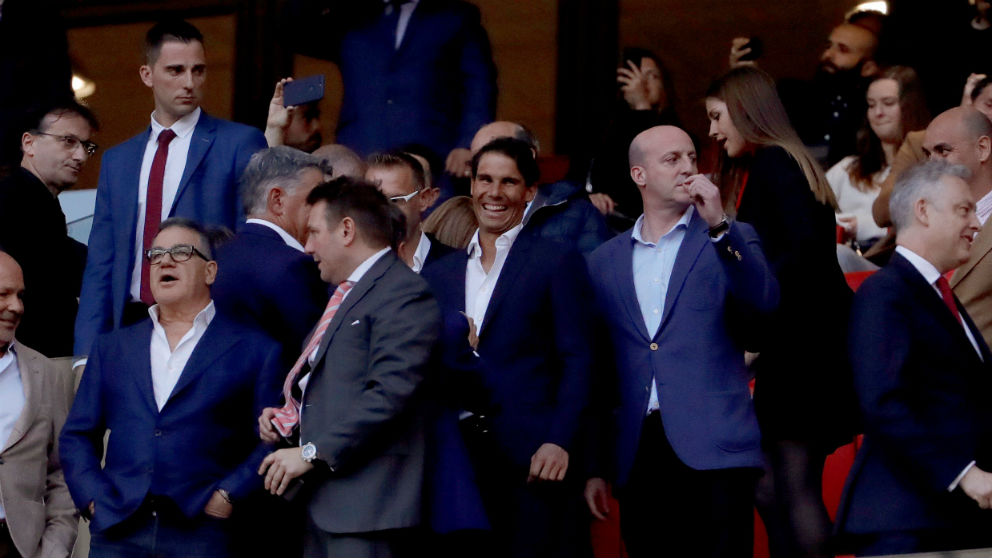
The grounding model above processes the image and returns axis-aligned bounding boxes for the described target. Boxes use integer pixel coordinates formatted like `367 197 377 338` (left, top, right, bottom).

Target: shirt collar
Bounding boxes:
895 245 942 286
411 231 431 273
0 339 15 362
631 206 694 247
150 107 201 140
148 300 217 330
976 187 992 226
246 218 305 252
466 223 525 259
348 247 391 284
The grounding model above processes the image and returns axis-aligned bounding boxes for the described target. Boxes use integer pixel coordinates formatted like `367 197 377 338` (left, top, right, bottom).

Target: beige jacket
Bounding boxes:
953 224 992 348
0 343 76 557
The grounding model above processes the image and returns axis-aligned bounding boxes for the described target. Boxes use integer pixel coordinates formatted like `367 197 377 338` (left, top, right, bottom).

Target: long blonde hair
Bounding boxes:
706 67 836 210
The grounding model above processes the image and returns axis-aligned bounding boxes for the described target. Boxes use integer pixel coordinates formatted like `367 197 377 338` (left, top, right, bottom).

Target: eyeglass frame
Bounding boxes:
388 189 422 203
145 244 212 265
31 132 99 156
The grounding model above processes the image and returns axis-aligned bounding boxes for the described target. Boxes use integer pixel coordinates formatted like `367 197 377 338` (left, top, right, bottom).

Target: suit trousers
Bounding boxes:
303 511 417 558
88 496 232 558
618 411 758 558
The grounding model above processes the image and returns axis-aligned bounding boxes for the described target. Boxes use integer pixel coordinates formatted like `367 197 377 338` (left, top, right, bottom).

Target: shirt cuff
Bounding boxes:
949 460 977 492
73 358 88 369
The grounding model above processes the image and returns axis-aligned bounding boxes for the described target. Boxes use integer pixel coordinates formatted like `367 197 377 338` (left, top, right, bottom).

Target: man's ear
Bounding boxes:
340 216 357 246
860 59 879 78
630 165 647 188
204 260 218 285
139 65 154 88
915 197 930 227
977 135 992 165
418 187 441 214
267 187 285 215
21 132 35 158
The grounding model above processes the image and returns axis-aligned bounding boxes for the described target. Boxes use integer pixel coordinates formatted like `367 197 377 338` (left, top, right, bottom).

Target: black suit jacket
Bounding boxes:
0 168 85 357
837 252 992 544
212 223 329 363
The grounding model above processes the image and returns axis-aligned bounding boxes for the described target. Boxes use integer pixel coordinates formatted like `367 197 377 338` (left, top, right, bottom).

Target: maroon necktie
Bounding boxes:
936 275 962 325
140 129 177 305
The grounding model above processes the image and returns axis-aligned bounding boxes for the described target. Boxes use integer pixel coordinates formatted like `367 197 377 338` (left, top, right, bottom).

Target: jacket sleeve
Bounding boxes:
73 156 118 357
37 358 79 558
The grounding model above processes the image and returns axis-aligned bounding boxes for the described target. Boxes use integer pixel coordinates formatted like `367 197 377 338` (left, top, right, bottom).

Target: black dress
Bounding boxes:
734 146 857 449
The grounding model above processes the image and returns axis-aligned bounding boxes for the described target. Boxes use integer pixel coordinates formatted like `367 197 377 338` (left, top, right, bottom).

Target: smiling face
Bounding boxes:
706 97 748 158
0 254 24 351
21 112 95 193
140 40 206 127
923 112 987 183
923 175 981 272
148 226 216 309
470 152 537 239
867 78 903 144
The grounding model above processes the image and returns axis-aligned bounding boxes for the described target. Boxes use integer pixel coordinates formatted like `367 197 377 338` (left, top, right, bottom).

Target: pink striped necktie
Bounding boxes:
271 280 354 437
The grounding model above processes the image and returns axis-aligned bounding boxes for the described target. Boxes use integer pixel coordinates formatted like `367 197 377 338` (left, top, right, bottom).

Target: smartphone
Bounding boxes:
283 75 325 107
738 37 763 62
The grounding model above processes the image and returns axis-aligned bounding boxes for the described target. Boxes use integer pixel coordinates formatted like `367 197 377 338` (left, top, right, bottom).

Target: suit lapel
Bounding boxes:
950 224 992 288
611 232 651 342
172 113 215 214
479 237 532 334
2 348 42 452
165 317 240 406
656 212 708 337
311 254 395 367
121 131 151 270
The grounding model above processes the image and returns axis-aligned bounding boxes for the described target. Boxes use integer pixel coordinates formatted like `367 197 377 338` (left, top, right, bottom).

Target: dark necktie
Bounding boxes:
936 275 962 325
140 129 177 305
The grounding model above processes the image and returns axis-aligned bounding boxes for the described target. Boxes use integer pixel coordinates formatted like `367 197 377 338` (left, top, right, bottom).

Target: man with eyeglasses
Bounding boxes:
365 151 454 273
60 217 283 558
0 101 99 358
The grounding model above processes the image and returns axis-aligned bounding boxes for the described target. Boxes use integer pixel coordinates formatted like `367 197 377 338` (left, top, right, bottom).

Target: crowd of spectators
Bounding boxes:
4 3 992 558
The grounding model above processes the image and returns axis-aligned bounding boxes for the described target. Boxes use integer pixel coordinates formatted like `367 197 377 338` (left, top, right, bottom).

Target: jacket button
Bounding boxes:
649 342 658 351
154 430 162 437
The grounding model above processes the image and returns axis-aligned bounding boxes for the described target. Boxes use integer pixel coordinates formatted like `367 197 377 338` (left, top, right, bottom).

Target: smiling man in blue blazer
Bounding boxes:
73 19 267 360
583 126 779 558
60 218 283 557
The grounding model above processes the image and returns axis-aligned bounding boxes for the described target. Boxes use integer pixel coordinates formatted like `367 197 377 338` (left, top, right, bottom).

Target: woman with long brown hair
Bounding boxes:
706 66 855 558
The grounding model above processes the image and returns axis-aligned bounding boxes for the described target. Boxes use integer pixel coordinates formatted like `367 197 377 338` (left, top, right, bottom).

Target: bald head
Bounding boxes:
0 252 25 351
629 125 693 168
923 107 992 195
470 121 539 155
313 143 367 179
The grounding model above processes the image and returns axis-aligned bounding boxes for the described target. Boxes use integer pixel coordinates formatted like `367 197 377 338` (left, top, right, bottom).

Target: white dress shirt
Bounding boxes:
148 300 215 410
631 209 693 414
383 0 420 49
895 245 982 491
0 343 24 519
464 224 524 333
129 108 203 302
410 230 432 274
247 218 305 252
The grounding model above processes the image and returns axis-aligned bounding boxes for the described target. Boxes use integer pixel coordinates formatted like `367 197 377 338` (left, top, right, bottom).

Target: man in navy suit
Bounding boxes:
212 146 330 365
837 160 992 556
366 150 454 272
583 126 778 557
422 138 594 558
60 218 283 557
73 19 267 360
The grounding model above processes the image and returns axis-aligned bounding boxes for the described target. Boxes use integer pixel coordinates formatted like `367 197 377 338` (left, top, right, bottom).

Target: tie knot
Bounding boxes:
936 275 952 292
158 129 177 146
385 0 409 12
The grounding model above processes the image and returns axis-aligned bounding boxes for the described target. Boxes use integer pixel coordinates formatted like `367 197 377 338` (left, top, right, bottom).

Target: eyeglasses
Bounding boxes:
33 132 99 156
388 189 421 203
145 244 211 265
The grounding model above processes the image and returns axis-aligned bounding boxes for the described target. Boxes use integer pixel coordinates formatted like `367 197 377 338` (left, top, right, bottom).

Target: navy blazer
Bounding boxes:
59 313 283 533
73 112 267 356
422 237 594 468
836 252 992 537
335 0 496 157
212 223 329 362
587 214 778 488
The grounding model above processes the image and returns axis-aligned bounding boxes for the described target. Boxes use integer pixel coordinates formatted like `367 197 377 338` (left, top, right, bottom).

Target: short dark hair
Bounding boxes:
156 217 214 259
145 19 204 64
367 151 426 192
399 143 442 187
23 101 99 136
470 137 540 186
306 177 395 249
973 76 992 103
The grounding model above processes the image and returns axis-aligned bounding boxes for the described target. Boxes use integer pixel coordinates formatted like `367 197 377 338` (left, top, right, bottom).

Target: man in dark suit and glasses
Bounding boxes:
837 160 992 556
257 178 440 558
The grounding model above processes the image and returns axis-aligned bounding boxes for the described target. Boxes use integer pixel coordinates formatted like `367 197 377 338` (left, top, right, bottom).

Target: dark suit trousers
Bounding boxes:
88 497 232 558
619 412 757 558
461 423 591 558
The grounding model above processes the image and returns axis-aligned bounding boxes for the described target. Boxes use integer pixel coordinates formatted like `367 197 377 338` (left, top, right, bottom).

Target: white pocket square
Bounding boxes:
350 319 361 326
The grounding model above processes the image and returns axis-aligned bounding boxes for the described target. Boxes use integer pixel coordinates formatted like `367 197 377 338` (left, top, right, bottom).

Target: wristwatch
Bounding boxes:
301 442 317 463
708 215 730 239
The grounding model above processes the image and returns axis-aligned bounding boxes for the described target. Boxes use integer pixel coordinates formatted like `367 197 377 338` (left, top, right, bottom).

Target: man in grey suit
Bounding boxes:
0 251 77 558
257 177 440 557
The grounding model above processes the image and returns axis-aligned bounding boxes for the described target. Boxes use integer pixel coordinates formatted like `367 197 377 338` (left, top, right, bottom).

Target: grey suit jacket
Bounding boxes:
300 252 440 534
0 343 77 557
